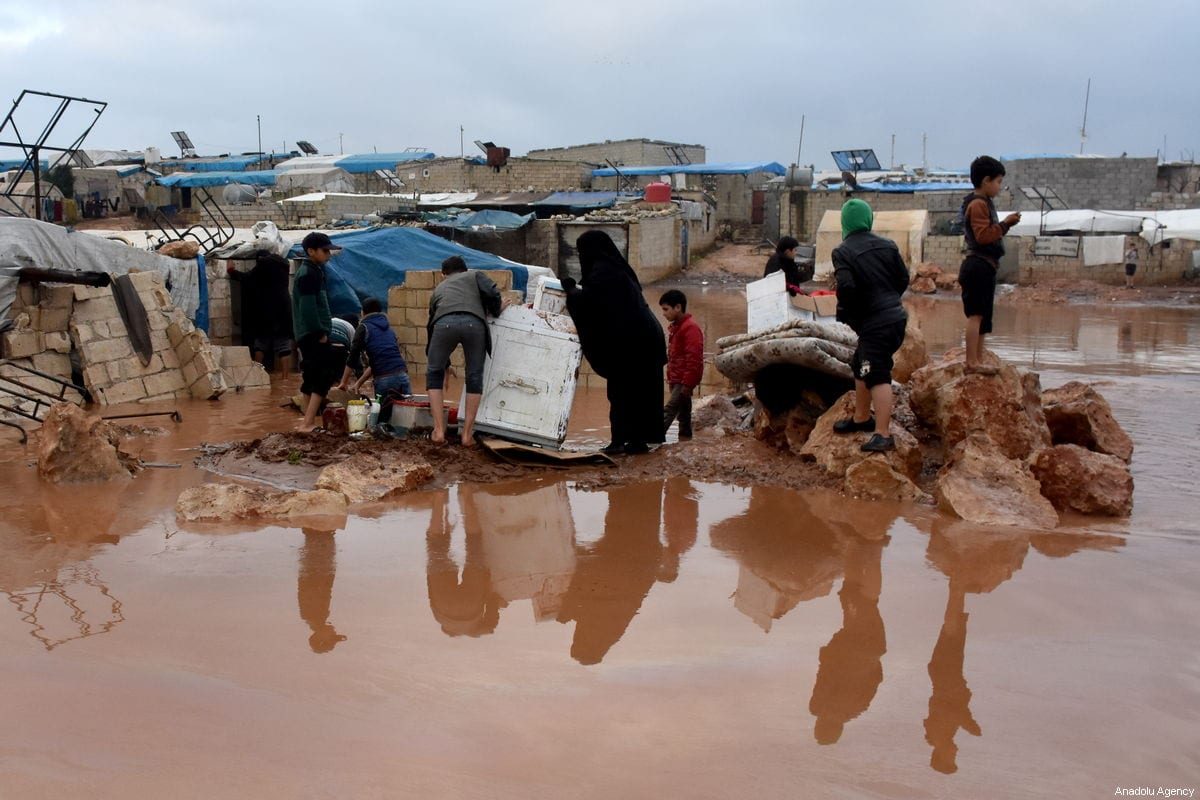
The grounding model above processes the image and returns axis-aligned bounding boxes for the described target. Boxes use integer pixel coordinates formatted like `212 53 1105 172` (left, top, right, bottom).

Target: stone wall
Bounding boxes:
412 157 593 193
217 199 286 227
1010 236 1197 286
922 235 966 269
526 139 706 167
1000 156 1159 213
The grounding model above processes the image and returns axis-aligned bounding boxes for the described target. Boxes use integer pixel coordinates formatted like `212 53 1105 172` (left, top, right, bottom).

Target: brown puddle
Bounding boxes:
1 294 1198 798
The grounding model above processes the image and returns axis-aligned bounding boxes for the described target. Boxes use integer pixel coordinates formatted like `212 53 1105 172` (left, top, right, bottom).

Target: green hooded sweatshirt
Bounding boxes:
841 198 873 239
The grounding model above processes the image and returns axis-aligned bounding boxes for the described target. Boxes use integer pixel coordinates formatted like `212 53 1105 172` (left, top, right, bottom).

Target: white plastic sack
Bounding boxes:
251 221 289 258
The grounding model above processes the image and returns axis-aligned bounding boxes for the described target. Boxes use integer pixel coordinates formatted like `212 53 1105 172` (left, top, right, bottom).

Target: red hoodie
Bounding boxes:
667 313 705 388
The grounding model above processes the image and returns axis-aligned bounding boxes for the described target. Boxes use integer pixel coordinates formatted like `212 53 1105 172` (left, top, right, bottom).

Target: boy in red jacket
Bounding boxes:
659 289 705 439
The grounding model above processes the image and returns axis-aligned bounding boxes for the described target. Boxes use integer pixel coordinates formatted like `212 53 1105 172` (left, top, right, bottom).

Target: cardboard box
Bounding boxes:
789 293 839 317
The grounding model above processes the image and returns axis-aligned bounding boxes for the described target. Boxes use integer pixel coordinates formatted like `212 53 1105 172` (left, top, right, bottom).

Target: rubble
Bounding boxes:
36 402 141 483
798 392 923 481
844 458 932 504
891 321 929 383
1031 444 1134 517
690 393 746 432
935 434 1059 529
176 483 348 522
1041 381 1134 463
315 453 434 503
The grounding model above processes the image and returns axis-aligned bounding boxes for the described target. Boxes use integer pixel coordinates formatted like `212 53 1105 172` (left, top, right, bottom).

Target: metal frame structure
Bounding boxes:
0 359 90 443
1019 186 1069 235
151 187 235 251
0 90 108 219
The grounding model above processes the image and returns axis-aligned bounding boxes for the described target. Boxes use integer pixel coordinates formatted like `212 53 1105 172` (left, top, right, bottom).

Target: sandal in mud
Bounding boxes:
833 417 875 434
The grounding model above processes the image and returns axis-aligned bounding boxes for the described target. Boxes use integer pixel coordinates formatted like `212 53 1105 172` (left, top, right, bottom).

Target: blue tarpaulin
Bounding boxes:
333 152 435 173
158 153 282 172
286 227 533 316
0 159 49 172
433 210 534 230
531 191 618 209
156 170 279 188
591 161 787 177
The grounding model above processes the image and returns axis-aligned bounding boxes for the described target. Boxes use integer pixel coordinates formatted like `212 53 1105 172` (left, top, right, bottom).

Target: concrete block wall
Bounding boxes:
526 139 706 168
922 235 966 269
212 345 271 391
413 157 593 193
628 214 682 283
278 193 410 227
793 188 965 243
1011 236 1198 286
384 270 516 390
1 283 84 418
593 172 777 224
1000 156 1159 213
206 258 234 345
217 199 286 227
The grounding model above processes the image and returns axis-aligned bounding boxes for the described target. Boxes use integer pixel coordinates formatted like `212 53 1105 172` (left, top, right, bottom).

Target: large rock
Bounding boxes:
935 434 1059 529
910 276 938 294
892 321 929 383
799 392 922 480
315 454 434 503
910 349 1050 461
1030 444 1134 517
752 390 828 452
36 402 141 482
176 483 348 522
691 393 744 432
844 458 932 504
1041 381 1134 463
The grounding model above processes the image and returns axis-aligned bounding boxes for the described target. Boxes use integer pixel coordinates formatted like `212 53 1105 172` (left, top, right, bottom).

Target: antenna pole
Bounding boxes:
890 133 895 169
257 114 261 154
1079 78 1091 155
796 115 805 165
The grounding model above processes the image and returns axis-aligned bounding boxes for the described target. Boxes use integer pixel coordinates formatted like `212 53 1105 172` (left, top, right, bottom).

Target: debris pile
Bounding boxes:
36 402 142 483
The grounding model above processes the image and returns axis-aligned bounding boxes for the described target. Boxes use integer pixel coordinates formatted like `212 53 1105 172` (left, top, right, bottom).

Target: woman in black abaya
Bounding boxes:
563 230 667 455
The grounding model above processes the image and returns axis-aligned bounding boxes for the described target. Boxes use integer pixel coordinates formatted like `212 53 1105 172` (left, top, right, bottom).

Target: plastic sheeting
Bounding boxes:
0 218 202 323
1081 235 1127 266
591 161 786 177
1006 209 1200 243
531 191 618 209
156 170 279 188
417 192 478 207
432 210 534 230
284 226 551 316
274 167 355 194
275 152 435 175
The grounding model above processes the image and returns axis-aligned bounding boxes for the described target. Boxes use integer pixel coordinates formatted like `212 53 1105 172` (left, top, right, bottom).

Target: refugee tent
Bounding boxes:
814 210 929 277
1007 208 1200 245
274 167 355 195
285 226 551 316
0 217 204 322
156 171 278 188
275 152 435 175
158 153 278 172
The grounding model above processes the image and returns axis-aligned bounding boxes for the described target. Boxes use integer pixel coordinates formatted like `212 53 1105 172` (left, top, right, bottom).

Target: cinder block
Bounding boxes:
2 329 43 359
73 284 111 302
72 296 121 322
218 346 254 367
406 307 429 327
387 286 412 309
31 352 71 377
97 377 147 405
414 289 432 308
386 309 406 328
395 325 417 345
39 284 76 308
143 371 187 396
37 305 71 332
127 270 163 292
43 330 72 353
404 270 436 289
82 338 133 364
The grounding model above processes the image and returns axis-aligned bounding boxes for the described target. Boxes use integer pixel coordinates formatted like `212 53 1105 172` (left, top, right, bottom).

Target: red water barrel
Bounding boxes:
644 182 671 203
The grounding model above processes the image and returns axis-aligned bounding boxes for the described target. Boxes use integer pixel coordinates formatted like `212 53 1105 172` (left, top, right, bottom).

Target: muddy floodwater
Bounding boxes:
1 292 1198 798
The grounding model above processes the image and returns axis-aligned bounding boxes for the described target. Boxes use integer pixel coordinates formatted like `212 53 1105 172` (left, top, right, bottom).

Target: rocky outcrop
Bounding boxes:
1031 444 1134 517
910 276 937 294
910 350 1050 461
1041 381 1134 463
799 392 922 480
36 402 141 482
315 455 434 503
935 434 1059 529
176 483 348 522
892 321 929 384
844 458 932 504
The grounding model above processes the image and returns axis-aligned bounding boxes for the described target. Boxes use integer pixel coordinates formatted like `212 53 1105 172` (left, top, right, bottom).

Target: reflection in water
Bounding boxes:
810 532 887 745
297 528 346 653
921 519 1124 773
423 479 699 666
4 563 125 651
558 482 665 665
425 489 501 638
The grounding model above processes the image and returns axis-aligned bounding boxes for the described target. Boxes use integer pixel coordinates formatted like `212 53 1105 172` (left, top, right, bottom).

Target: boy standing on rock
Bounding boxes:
831 199 910 453
959 156 1020 375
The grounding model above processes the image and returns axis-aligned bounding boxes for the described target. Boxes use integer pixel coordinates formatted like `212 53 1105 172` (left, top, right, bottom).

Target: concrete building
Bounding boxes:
526 138 705 168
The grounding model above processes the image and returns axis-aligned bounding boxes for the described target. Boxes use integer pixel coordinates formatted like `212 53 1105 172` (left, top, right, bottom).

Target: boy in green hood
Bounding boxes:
831 199 910 452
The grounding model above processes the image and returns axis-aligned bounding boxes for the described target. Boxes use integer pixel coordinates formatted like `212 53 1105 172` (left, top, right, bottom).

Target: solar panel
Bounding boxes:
170 131 194 150
831 149 881 173
296 140 318 155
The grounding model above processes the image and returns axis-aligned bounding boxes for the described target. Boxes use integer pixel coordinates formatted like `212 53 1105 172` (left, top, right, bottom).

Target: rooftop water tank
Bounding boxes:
644 182 671 203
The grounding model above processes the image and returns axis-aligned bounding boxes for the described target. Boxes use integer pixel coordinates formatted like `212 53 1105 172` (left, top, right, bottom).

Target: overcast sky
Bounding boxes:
2 0 1197 171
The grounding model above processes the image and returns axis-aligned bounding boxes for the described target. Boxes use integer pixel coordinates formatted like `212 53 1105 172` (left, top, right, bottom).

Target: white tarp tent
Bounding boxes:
815 209 929 278
1008 209 1200 244
274 166 355 195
